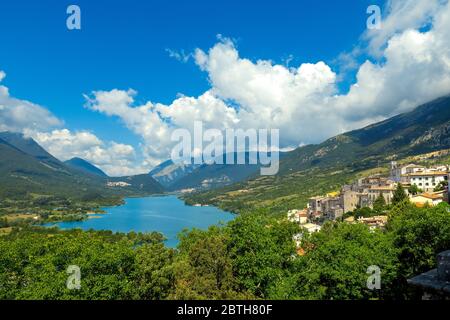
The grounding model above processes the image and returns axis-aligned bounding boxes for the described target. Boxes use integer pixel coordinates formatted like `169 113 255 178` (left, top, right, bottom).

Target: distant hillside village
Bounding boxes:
288 162 450 246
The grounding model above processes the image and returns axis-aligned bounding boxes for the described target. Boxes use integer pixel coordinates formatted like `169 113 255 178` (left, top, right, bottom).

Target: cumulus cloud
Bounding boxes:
86 0 450 167
3 0 450 175
0 71 62 132
85 89 239 166
334 1 450 120
0 72 143 176
365 0 445 56
30 129 140 177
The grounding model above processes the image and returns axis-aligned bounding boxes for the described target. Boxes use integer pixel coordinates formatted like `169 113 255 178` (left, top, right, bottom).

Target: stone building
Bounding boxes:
408 250 450 299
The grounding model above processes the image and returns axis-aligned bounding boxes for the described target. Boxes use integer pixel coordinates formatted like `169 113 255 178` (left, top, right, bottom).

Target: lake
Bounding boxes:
45 195 234 247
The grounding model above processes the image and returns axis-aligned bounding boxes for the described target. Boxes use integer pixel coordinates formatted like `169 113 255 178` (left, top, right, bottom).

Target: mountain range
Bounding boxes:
2 94 450 207
184 94 450 213
149 154 264 191
0 132 164 200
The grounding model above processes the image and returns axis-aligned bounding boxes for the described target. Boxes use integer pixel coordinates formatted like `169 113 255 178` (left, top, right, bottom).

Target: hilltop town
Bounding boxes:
288 162 450 238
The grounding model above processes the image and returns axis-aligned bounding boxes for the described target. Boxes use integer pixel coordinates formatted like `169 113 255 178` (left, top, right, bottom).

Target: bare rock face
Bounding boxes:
411 122 450 148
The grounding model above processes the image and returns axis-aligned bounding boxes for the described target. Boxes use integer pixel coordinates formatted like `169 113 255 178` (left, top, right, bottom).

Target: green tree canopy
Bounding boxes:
373 193 387 214
392 184 408 205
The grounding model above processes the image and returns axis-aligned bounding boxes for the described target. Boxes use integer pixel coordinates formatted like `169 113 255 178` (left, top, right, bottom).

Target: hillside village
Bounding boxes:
288 162 450 243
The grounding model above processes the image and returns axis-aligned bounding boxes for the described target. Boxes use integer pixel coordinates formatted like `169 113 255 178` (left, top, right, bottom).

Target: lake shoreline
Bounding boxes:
42 195 234 248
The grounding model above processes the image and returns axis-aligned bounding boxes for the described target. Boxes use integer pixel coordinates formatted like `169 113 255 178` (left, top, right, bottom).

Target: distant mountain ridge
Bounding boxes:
64 157 108 177
149 160 200 188
0 132 164 199
150 153 270 191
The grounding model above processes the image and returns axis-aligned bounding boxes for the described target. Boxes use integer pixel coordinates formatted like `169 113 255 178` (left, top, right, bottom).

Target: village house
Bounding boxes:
106 181 131 187
340 188 371 213
307 196 343 221
410 192 444 207
292 223 322 250
390 162 426 183
307 196 327 216
357 215 388 231
367 185 396 204
404 171 448 192
287 209 308 224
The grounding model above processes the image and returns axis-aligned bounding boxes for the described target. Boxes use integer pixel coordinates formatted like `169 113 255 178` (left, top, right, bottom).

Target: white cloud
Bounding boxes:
0 71 63 132
85 89 239 166
87 0 450 166
0 71 144 176
166 48 193 63
365 0 445 56
3 0 450 176
30 129 141 177
334 1 450 120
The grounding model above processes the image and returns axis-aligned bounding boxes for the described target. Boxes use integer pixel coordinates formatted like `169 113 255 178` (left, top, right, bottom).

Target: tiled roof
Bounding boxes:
406 171 448 177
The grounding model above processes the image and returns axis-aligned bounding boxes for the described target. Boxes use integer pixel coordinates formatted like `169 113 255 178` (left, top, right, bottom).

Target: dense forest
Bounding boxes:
1 200 449 300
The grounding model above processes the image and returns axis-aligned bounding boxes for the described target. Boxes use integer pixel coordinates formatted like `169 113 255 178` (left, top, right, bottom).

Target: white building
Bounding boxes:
391 163 426 183
292 223 322 249
406 171 448 192
106 181 131 187
287 209 308 225
301 223 322 233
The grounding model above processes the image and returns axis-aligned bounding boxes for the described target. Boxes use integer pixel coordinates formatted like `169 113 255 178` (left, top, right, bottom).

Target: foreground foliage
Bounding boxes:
1 203 449 300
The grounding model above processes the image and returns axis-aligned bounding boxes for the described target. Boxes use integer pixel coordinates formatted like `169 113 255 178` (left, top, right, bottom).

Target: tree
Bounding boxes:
408 184 422 195
352 207 374 218
228 210 300 299
388 203 450 285
433 180 448 192
0 228 174 300
131 243 175 300
171 226 248 299
373 193 387 214
292 222 398 300
392 183 408 205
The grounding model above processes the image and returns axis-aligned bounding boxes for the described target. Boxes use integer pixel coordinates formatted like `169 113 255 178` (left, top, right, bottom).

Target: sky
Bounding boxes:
1 0 450 176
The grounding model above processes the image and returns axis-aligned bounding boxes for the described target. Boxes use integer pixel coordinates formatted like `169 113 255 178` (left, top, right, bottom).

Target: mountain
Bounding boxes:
168 153 267 191
0 132 68 170
149 160 200 188
65 157 108 177
0 132 164 199
184 94 450 213
151 153 268 191
278 94 450 174
0 133 107 199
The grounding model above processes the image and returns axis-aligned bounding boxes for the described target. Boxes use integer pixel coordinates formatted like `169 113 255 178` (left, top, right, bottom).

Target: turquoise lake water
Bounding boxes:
45 195 234 248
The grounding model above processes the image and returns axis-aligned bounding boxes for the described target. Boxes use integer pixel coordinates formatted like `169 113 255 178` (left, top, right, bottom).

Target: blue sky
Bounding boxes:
1 0 449 175
0 0 378 144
